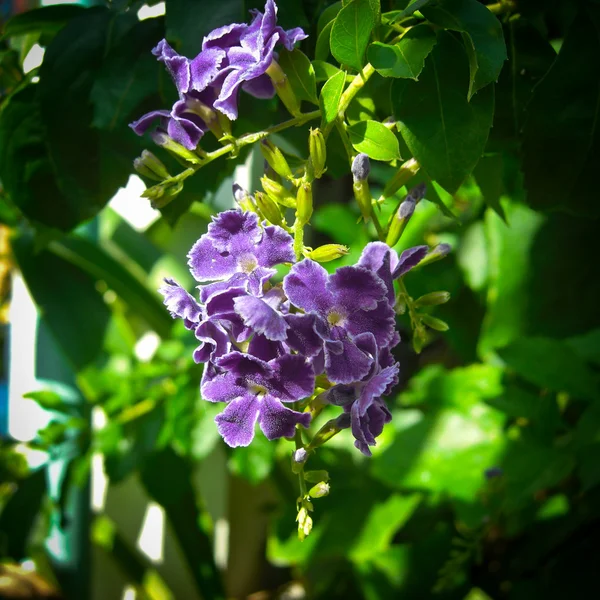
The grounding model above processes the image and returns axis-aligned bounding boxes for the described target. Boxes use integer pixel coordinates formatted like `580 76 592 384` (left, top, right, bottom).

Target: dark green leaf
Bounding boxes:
498 337 600 400
1 5 86 39
312 59 342 82
317 1 343 35
277 48 318 105
330 0 377 71
421 0 506 98
367 25 436 79
567 330 600 367
396 0 434 20
315 19 334 62
473 153 506 221
347 120 402 161
522 9 600 217
319 69 346 126
392 31 494 193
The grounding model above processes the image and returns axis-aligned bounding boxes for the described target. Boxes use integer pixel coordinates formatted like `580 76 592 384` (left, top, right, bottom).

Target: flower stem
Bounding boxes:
293 217 304 261
294 428 307 498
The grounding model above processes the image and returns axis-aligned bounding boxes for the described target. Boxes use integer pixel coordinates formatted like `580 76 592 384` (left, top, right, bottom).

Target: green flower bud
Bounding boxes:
309 482 330 498
386 197 415 247
134 150 171 181
296 182 313 226
309 128 327 179
417 243 451 267
297 507 313 541
308 244 349 262
260 139 293 181
414 291 451 308
420 313 450 332
304 470 330 484
151 131 202 165
261 176 296 208
142 180 184 209
255 191 283 226
266 60 302 117
134 158 162 182
382 157 420 199
183 96 223 139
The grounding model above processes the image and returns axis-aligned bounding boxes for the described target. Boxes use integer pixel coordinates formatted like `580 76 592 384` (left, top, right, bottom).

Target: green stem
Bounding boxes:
306 419 343 453
294 428 307 499
293 218 304 261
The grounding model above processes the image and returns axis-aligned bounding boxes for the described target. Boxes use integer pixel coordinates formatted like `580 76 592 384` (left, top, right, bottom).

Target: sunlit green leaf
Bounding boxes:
347 120 401 161
319 69 346 126
278 48 318 105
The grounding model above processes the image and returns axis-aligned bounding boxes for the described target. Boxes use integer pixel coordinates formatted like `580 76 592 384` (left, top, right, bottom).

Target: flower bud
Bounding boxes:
297 507 313 541
142 180 184 209
291 448 308 474
420 313 449 332
266 60 302 117
308 481 330 498
260 139 293 180
151 131 202 165
134 150 171 181
309 128 327 179
382 157 420 199
232 183 256 212
304 470 330 484
414 291 451 308
255 191 283 226
386 198 415 247
134 158 163 181
417 243 451 267
296 182 313 226
351 153 370 183
261 176 296 208
308 244 349 262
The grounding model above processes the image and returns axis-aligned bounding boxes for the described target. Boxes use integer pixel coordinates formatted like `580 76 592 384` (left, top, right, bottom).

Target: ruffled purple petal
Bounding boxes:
268 354 315 402
356 365 399 415
158 278 202 323
259 394 311 440
275 25 308 51
215 393 260 447
203 22 248 50
190 47 226 92
285 313 323 357
242 74 275 98
358 242 398 305
246 266 277 296
167 114 205 150
199 274 249 303
201 370 246 403
193 319 230 363
216 351 273 380
129 110 170 135
283 259 334 315
207 209 261 252
344 300 397 347
325 336 372 384
328 265 387 312
187 236 238 282
248 335 283 362
152 40 190 93
233 294 289 341
392 245 429 279
255 225 295 267
213 68 246 120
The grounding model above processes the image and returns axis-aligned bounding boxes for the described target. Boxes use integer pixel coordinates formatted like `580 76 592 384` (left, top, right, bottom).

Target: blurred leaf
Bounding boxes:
319 69 346 126
12 232 111 371
330 0 377 71
368 25 436 79
567 329 600 367
392 32 494 194
228 434 276 485
23 390 72 414
278 48 318 105
421 0 506 99
166 0 243 56
522 9 600 217
473 154 506 221
312 59 342 82
1 4 85 39
140 447 224 600
498 337 600 401
347 120 401 161
350 493 422 562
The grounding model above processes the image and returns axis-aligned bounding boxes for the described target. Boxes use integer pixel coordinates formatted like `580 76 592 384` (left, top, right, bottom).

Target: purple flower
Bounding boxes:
325 333 398 456
202 352 313 446
187 209 295 301
159 278 202 329
283 259 396 384
130 40 225 149
200 0 307 119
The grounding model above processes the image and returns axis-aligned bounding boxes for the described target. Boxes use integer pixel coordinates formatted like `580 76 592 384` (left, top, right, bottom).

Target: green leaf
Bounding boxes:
522 9 600 217
392 31 494 194
228 435 276 485
1 4 85 39
473 153 506 221
319 69 346 126
317 1 343 35
498 337 600 401
367 25 437 79
312 59 342 82
315 19 334 61
567 329 600 367
421 0 507 99
330 0 377 71
277 48 318 105
23 390 72 413
347 120 402 161
350 494 422 562
397 0 434 20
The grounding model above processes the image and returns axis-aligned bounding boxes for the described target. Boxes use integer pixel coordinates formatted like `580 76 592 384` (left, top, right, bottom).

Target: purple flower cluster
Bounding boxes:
160 209 427 454
130 0 306 149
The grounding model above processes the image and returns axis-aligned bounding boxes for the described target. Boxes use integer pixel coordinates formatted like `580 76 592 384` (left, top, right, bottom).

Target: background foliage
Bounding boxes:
1 0 599 598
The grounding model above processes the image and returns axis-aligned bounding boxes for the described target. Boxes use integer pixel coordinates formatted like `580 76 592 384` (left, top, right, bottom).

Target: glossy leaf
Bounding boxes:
392 31 494 194
317 1 342 35
367 25 437 79
522 10 600 217
315 19 334 61
319 69 346 126
330 0 377 71
312 59 342 82
278 48 318 105
421 0 506 98
347 120 402 161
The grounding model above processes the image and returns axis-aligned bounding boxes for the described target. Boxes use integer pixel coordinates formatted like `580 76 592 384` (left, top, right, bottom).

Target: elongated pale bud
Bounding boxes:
309 482 330 498
309 128 327 179
386 197 415 246
255 191 283 226
414 291 451 308
420 313 449 332
261 176 296 208
417 243 451 267
232 183 256 212
184 95 223 139
151 131 202 164
352 154 373 222
308 244 349 262
291 448 308 474
134 159 162 181
260 139 293 181
296 182 313 225
266 60 302 117
382 157 420 199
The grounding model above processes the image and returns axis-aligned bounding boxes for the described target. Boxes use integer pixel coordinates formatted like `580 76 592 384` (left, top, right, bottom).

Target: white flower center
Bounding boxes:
238 254 258 273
